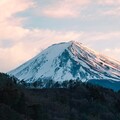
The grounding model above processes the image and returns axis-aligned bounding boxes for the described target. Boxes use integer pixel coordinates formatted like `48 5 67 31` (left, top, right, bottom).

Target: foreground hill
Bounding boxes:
1 73 120 120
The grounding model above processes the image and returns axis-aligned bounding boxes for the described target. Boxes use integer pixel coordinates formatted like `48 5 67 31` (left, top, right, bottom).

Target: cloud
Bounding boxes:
1 29 120 72
0 0 34 72
0 0 84 72
101 7 120 16
35 0 120 18
102 48 120 61
97 0 120 5
0 0 34 40
0 0 120 72
0 29 83 72
97 0 120 17
0 0 34 22
40 0 90 18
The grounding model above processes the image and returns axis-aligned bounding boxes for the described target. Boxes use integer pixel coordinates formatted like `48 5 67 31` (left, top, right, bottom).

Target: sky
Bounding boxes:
0 0 120 72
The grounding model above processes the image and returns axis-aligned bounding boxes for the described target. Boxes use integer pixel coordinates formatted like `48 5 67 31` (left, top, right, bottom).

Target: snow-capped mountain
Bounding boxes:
8 41 120 83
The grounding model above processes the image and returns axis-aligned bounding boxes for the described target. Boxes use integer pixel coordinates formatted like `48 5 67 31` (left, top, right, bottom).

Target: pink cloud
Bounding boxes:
0 0 120 72
1 28 120 72
102 48 120 61
0 0 34 40
0 0 34 22
0 29 83 72
0 0 34 72
0 0 85 72
82 32 120 42
98 0 120 5
101 7 120 16
41 0 90 18
42 7 79 18
96 0 120 17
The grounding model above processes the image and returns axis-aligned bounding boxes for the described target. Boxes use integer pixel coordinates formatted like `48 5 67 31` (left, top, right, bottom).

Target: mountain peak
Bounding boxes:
69 40 82 44
8 41 120 83
51 41 81 47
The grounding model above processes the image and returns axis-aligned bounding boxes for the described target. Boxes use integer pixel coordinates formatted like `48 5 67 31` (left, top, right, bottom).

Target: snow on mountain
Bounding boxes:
8 41 120 83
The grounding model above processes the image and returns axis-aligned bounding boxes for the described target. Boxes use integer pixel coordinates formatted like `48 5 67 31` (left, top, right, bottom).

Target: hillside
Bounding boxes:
1 73 120 120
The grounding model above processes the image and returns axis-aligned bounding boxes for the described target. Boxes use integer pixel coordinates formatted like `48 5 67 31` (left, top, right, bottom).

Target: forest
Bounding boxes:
0 73 120 120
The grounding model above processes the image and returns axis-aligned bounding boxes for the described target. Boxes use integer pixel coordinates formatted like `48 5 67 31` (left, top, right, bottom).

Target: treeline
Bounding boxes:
0 73 27 120
20 79 84 89
1 73 120 120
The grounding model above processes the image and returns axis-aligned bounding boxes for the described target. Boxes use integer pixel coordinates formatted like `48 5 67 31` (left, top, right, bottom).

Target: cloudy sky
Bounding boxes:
0 0 120 72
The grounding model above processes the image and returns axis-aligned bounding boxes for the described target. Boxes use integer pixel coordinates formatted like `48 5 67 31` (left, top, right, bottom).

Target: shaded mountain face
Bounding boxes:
8 41 120 83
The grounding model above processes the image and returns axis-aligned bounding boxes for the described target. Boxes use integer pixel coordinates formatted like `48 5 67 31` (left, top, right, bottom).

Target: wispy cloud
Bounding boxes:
101 7 120 16
97 0 120 17
36 0 120 19
0 0 84 72
0 0 34 71
0 0 34 22
1 29 120 72
34 0 120 18
0 0 120 72
40 0 90 18
81 32 120 42
0 0 34 40
102 48 120 61
0 29 82 72
97 0 120 5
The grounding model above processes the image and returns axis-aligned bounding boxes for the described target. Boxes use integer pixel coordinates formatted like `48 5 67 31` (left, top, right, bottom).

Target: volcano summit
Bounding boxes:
8 41 120 83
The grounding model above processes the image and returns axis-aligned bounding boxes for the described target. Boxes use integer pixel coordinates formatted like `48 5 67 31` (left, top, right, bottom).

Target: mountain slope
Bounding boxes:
8 41 120 83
